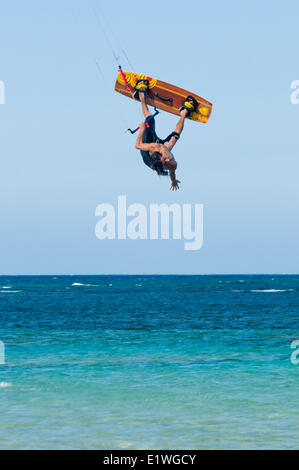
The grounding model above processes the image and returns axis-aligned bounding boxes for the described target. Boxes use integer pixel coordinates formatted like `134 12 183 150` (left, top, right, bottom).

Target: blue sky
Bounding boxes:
0 0 298 274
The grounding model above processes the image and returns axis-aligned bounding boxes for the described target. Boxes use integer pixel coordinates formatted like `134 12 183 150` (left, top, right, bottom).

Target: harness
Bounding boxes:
128 108 160 134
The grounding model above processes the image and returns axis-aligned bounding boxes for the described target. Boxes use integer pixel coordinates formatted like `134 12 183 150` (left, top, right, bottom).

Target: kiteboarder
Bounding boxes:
134 81 198 191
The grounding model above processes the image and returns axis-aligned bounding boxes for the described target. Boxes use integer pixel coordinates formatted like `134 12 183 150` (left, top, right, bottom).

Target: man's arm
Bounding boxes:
135 123 160 152
169 163 180 191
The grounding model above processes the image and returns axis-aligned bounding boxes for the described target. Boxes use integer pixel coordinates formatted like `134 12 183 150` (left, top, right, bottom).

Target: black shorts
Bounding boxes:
142 116 180 145
140 116 179 169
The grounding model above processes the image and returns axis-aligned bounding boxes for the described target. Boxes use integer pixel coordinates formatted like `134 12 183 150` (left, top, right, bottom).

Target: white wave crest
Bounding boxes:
250 289 294 293
0 382 12 388
0 290 22 293
72 283 97 287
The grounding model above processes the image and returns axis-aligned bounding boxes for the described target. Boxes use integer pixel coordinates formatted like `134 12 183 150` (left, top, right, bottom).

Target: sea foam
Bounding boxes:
0 382 12 388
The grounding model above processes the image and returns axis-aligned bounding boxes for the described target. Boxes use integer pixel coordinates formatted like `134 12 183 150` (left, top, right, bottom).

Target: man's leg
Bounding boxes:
174 108 188 136
139 92 152 119
162 108 189 149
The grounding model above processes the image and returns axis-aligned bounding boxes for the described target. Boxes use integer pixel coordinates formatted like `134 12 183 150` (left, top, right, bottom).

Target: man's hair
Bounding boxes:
151 152 168 176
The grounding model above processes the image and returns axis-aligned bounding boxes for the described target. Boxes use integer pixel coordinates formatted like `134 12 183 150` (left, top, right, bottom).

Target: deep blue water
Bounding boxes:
0 275 298 449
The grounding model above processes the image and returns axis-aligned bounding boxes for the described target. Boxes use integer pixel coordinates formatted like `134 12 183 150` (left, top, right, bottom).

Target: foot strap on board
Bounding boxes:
133 79 150 99
179 95 198 116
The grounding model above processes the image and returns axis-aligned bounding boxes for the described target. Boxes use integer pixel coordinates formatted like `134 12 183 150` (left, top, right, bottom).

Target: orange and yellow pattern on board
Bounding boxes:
116 72 157 89
115 70 212 124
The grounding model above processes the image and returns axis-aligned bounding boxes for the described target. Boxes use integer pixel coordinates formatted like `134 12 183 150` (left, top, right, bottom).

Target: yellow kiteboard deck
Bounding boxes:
115 71 212 123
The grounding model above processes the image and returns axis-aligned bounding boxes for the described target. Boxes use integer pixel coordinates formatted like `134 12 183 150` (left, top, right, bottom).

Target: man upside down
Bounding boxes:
134 80 198 191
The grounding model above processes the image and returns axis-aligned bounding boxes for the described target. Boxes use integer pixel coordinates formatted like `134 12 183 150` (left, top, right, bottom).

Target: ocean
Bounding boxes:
0 275 298 449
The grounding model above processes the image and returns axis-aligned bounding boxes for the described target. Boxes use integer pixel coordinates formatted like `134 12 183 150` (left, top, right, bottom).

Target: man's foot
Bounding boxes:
133 79 150 99
179 95 198 116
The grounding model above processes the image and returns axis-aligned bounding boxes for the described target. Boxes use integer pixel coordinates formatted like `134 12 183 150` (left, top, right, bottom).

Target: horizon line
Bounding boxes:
0 273 298 276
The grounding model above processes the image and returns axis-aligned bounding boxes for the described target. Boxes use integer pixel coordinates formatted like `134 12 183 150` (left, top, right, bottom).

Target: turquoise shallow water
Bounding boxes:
0 275 298 449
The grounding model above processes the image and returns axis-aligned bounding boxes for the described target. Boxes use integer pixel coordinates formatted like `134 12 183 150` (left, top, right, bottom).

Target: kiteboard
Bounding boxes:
114 70 213 124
